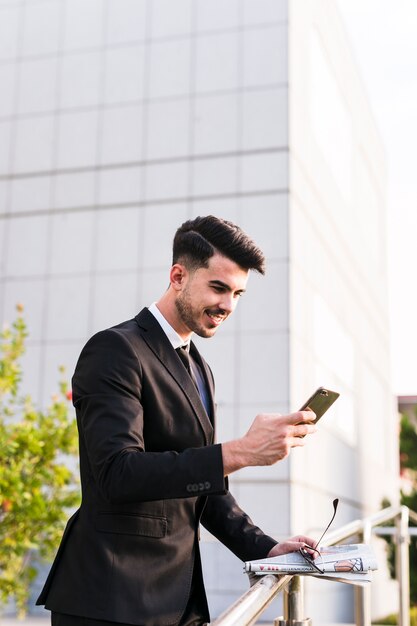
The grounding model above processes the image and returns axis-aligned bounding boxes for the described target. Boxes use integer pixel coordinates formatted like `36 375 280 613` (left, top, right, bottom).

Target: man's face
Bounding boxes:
174 253 249 338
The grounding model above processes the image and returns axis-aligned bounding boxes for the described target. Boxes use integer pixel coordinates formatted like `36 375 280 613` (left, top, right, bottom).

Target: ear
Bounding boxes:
170 263 188 291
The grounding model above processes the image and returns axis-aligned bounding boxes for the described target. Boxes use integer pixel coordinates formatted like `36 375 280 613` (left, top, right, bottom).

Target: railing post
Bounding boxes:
274 576 312 626
396 506 410 626
354 521 372 626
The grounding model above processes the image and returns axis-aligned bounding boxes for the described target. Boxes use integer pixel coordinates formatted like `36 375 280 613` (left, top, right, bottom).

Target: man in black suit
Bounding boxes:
37 216 317 626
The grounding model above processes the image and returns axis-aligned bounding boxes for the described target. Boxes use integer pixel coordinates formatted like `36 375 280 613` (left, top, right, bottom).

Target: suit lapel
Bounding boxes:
134 309 214 444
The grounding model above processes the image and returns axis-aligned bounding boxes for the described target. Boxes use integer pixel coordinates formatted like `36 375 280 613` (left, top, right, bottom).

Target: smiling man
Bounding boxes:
37 216 317 626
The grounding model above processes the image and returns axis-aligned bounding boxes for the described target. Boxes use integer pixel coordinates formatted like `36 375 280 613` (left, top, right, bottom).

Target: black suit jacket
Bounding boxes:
37 308 276 625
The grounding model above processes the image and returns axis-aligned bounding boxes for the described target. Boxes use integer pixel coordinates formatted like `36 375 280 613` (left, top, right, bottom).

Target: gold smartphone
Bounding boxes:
299 386 340 423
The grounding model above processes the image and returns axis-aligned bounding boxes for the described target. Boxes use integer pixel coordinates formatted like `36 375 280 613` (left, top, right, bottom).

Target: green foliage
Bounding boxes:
400 413 417 606
373 612 397 625
0 307 80 616
380 496 396 581
373 606 417 626
401 490 417 606
400 413 417 473
381 410 417 607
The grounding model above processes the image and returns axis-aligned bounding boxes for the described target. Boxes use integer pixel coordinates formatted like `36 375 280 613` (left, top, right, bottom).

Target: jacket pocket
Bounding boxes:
95 512 167 538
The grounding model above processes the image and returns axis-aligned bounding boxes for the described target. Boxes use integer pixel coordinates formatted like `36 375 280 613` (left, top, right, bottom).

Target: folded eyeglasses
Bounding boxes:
299 498 339 574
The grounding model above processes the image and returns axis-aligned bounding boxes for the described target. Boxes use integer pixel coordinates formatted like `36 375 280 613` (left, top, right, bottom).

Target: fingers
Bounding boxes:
286 421 317 446
298 535 318 549
286 411 317 441
254 411 316 428
268 535 318 557
287 410 317 424
293 535 318 553
239 411 318 468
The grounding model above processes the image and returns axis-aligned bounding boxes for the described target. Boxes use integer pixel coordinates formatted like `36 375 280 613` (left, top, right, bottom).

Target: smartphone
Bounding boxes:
299 387 340 423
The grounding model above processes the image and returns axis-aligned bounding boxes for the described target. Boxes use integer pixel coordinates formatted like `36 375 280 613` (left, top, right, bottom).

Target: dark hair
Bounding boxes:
173 215 265 275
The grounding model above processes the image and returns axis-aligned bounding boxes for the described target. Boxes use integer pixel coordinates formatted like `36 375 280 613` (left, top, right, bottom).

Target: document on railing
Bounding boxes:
244 544 378 585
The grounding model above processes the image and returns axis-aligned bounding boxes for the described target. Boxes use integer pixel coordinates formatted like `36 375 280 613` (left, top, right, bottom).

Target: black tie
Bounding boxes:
176 346 199 390
176 345 191 373
176 345 211 417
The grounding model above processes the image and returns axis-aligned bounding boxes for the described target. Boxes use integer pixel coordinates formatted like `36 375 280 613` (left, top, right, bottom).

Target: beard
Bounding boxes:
175 287 225 338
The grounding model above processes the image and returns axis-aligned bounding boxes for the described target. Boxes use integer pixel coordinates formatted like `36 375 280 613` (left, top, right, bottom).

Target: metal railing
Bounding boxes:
211 505 417 626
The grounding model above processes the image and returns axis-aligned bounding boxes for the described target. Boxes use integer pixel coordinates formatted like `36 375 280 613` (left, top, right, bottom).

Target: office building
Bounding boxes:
0 1 399 621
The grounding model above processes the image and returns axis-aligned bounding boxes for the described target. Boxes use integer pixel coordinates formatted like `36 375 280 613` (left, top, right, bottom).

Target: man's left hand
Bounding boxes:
267 535 317 558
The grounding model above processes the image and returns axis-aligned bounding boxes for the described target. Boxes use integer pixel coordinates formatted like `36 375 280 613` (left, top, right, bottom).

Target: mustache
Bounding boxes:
207 308 227 317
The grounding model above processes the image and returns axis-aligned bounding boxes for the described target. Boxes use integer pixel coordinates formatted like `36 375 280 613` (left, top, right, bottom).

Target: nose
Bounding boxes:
218 292 235 314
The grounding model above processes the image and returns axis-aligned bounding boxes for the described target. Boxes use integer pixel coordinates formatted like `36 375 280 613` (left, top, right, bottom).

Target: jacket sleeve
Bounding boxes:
200 489 278 561
72 329 227 504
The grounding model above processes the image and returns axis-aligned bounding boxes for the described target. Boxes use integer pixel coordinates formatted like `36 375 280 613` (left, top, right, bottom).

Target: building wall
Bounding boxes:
288 1 399 622
0 0 398 622
0 0 291 618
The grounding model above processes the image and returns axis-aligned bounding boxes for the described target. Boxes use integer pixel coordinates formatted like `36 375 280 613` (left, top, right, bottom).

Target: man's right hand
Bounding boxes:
221 411 317 476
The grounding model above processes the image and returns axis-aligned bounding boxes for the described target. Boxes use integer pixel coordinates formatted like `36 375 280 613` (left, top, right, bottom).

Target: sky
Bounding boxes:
336 0 417 396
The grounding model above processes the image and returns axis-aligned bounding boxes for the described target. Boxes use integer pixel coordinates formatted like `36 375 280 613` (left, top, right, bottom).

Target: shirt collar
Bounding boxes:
148 302 190 350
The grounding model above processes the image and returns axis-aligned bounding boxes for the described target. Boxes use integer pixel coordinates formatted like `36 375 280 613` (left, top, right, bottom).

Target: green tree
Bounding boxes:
399 412 417 605
0 306 80 616
381 411 417 607
400 412 417 474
